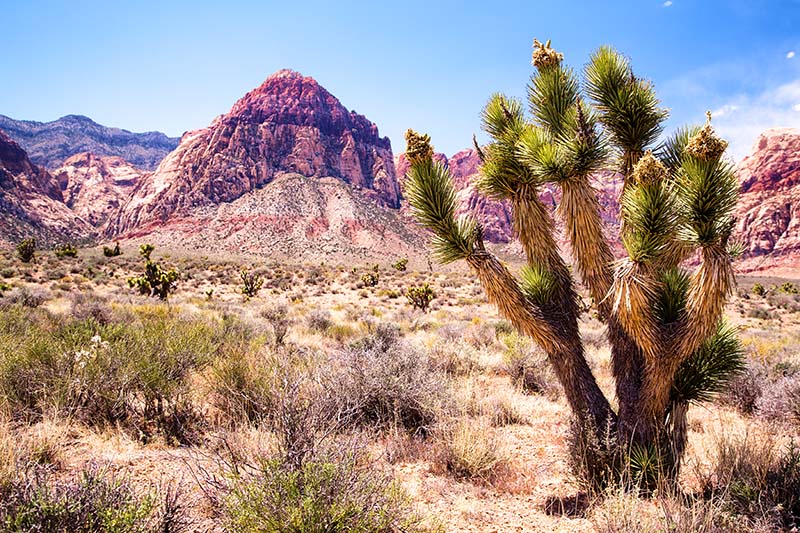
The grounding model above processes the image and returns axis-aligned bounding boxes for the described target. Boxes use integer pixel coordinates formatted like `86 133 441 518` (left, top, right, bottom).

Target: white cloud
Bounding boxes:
707 79 800 160
711 104 739 117
662 0 673 6
788 51 796 59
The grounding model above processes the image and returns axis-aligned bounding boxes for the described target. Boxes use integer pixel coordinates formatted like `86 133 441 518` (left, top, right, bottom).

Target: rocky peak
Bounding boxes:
738 128 800 193
110 69 400 235
734 128 800 270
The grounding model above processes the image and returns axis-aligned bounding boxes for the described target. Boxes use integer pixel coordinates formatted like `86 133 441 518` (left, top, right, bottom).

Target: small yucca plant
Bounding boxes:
240 268 263 298
16 238 35 263
405 283 435 313
404 39 743 488
127 244 179 300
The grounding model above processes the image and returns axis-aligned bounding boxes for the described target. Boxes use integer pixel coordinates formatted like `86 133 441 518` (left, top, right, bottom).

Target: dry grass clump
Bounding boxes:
590 489 754 533
426 338 482 376
432 417 506 483
481 390 529 427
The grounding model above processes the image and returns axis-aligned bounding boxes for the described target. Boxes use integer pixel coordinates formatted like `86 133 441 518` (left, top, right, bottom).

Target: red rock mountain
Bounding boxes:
735 128 800 272
0 130 93 246
52 152 142 229
109 69 400 236
102 70 423 261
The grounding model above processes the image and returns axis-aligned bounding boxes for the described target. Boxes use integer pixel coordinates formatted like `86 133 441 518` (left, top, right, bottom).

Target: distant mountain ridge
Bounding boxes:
0 114 179 171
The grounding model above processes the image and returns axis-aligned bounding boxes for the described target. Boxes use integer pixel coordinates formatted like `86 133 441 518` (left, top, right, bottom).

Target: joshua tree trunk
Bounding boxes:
403 40 743 489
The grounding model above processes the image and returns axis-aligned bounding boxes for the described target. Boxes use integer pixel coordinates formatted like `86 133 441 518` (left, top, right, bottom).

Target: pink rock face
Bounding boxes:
52 152 142 229
110 70 400 235
0 130 93 245
734 128 800 270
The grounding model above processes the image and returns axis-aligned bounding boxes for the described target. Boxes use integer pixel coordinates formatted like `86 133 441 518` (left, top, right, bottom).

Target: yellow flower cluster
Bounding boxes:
531 39 563 69
686 112 728 161
404 129 434 164
632 151 668 185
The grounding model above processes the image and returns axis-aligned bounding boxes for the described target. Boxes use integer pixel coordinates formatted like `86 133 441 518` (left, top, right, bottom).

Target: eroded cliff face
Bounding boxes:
0 130 93 245
109 69 401 236
735 128 800 270
52 152 142 229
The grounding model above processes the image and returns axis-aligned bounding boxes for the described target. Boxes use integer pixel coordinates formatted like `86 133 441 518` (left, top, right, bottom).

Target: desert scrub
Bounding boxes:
698 432 800 529
0 305 230 443
0 464 188 533
501 332 560 398
334 323 448 434
212 444 428 533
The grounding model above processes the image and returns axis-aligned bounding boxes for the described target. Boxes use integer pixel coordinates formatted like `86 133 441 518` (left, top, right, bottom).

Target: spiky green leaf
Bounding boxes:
671 321 744 404
404 159 476 263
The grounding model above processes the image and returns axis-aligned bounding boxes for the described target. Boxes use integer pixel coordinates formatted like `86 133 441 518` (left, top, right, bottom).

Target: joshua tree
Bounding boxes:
128 244 179 300
404 40 742 487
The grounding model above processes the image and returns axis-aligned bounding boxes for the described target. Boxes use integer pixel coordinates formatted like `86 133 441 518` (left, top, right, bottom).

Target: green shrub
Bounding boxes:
128 244 179 300
217 446 427 533
392 258 408 271
406 283 435 313
0 465 187 533
53 243 78 258
751 283 766 296
103 242 122 257
0 306 224 443
16 239 35 263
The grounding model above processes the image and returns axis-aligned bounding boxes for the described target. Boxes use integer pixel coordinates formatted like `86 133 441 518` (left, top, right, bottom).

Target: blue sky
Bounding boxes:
2 0 799 160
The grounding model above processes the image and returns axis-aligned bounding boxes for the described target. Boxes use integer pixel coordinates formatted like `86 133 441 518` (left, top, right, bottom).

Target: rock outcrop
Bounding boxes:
734 128 800 271
109 69 400 236
0 114 179 171
52 152 143 229
0 130 93 246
